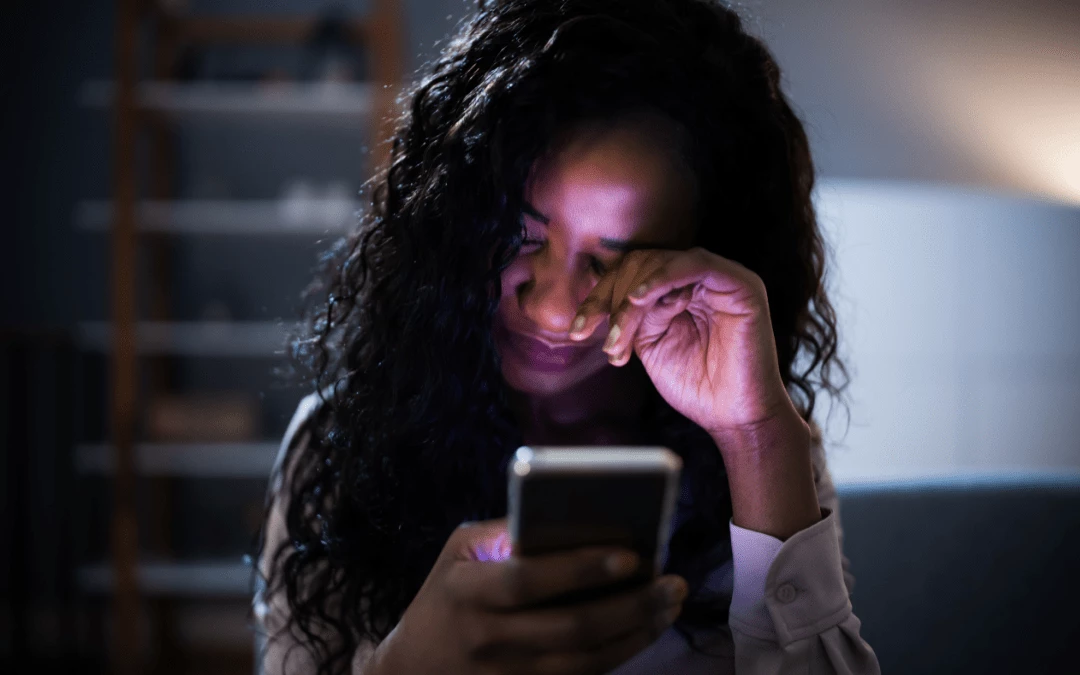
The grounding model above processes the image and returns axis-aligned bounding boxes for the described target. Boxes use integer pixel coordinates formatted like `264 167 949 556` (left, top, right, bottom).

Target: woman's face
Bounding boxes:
494 114 699 397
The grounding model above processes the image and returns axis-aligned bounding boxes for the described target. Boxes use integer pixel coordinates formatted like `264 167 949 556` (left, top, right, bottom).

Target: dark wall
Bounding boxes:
4 0 112 329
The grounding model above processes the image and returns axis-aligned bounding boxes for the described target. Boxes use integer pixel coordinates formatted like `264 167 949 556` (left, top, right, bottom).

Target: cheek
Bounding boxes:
497 259 529 303
498 256 599 305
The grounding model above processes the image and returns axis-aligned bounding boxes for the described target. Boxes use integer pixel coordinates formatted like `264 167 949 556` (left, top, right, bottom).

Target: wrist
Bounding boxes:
709 399 809 459
710 407 820 540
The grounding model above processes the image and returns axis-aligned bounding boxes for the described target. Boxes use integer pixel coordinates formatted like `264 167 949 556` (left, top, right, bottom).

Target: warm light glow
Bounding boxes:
906 10 1080 206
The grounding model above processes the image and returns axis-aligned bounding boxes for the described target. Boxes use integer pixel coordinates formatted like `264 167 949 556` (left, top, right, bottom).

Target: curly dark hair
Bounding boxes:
254 0 847 673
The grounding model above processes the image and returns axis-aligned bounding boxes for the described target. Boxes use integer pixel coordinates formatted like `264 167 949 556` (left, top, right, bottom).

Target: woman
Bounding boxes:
255 0 880 673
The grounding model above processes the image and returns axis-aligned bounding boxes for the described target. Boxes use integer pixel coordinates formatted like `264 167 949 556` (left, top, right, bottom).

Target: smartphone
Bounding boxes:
507 445 683 608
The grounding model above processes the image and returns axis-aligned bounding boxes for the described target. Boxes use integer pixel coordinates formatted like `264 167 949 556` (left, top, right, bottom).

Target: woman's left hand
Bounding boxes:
569 246 797 438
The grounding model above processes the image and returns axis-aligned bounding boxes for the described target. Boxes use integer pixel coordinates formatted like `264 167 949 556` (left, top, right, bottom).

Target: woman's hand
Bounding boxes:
369 517 688 675
568 247 821 539
569 246 798 438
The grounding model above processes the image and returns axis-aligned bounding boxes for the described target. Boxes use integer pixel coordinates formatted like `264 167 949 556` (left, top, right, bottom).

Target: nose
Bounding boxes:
516 261 588 337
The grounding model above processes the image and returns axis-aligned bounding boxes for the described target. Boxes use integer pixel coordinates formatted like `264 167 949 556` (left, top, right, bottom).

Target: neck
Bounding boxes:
506 360 653 441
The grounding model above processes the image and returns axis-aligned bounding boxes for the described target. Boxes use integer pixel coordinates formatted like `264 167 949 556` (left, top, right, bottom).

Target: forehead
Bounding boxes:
524 116 697 247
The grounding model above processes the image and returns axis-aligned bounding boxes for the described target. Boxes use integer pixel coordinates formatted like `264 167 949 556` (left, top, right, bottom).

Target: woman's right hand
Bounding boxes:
367 516 689 675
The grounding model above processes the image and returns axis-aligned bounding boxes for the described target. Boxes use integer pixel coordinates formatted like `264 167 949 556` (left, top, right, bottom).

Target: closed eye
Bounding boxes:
520 237 608 275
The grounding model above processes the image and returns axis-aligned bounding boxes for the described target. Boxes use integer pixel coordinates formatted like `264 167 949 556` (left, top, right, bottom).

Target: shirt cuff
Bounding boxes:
728 507 853 646
728 516 785 633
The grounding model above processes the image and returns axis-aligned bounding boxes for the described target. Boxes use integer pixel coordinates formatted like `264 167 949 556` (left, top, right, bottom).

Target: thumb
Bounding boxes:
450 516 511 562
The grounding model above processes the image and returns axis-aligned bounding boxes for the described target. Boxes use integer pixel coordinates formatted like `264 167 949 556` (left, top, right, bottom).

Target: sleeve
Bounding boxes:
725 428 881 674
253 393 380 675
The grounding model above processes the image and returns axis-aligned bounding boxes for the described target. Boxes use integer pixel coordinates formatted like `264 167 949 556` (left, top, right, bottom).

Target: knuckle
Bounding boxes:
642 263 664 283
752 273 768 296
444 526 464 553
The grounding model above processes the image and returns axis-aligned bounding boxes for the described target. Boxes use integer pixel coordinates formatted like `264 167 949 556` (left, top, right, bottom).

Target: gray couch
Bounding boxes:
837 477 1080 674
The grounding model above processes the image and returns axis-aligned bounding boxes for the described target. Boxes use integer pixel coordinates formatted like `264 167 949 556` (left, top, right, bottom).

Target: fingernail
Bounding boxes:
630 282 649 298
657 577 688 604
603 324 621 351
571 314 586 334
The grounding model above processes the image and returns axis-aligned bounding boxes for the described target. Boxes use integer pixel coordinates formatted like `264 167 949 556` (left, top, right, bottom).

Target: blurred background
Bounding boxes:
2 0 1077 674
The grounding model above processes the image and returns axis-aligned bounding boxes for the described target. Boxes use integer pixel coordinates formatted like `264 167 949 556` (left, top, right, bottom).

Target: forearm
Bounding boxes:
710 408 820 541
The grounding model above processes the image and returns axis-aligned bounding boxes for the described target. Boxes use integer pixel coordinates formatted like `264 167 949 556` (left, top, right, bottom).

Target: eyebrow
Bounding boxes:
521 200 676 253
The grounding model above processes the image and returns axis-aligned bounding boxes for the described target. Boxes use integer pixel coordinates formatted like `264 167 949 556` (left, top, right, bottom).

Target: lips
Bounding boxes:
506 329 588 369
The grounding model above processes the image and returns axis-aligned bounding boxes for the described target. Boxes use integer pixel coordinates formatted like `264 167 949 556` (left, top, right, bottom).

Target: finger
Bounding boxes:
448 517 511 562
609 287 691 369
602 299 638 364
448 546 641 610
597 257 670 358
570 251 662 343
626 247 756 310
568 268 618 342
603 283 688 367
481 574 687 654
634 286 694 347
609 344 634 368
513 602 683 675
606 275 694 367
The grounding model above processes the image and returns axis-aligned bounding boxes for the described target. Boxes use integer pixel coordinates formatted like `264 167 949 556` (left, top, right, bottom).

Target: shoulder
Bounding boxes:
286 391 324 448
269 383 344 495
256 393 327 643
257 390 334 621
268 392 322 495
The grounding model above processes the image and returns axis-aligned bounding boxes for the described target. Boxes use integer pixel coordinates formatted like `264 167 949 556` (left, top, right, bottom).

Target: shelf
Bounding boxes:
165 15 372 45
77 560 252 597
80 80 377 123
76 199 359 235
76 321 294 357
76 442 279 478
86 2 407 666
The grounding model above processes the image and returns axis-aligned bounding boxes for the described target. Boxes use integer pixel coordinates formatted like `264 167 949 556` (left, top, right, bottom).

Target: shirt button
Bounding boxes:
776 583 797 604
